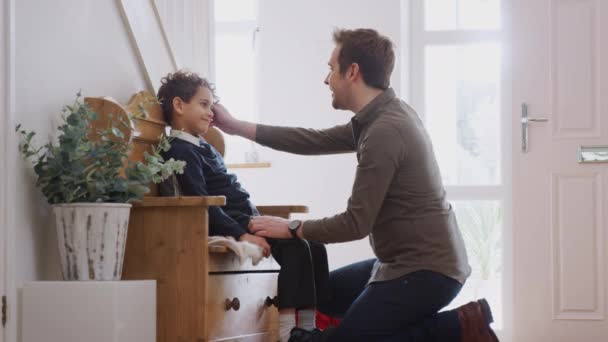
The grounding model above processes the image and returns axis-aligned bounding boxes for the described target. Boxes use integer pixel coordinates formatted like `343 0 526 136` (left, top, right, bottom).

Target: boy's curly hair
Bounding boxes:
157 70 218 124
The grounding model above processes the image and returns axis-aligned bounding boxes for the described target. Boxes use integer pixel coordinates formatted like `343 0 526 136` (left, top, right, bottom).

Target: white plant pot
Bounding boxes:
52 203 132 281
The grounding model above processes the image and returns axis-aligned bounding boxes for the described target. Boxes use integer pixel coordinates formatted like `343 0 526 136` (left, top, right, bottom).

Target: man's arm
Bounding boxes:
212 103 355 155
248 123 405 243
255 123 355 155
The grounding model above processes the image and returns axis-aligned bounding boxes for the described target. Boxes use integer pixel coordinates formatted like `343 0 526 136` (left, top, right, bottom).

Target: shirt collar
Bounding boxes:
352 88 396 126
170 129 206 147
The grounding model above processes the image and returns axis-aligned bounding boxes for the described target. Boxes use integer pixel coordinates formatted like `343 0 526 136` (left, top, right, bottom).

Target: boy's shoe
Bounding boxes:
288 327 326 342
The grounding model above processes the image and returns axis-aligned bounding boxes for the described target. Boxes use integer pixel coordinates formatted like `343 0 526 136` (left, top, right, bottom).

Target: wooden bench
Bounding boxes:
86 91 308 342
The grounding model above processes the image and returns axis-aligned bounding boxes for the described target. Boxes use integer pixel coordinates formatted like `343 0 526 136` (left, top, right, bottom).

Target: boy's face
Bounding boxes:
173 86 214 136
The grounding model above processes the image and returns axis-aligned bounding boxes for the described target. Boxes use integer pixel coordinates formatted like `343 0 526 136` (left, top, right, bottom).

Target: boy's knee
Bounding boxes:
308 241 328 258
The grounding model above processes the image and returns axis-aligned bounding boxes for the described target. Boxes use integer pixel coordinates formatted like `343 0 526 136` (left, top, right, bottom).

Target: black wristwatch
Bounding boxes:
288 220 302 239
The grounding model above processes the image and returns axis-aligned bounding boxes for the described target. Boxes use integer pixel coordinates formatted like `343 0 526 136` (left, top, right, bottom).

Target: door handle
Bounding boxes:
521 103 548 152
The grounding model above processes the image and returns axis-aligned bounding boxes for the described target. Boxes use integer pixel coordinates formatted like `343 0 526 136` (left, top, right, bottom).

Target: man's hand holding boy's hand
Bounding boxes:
239 233 271 257
249 216 293 239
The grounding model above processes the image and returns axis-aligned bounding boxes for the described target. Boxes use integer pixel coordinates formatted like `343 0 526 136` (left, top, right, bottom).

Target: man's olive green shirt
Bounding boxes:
256 88 471 284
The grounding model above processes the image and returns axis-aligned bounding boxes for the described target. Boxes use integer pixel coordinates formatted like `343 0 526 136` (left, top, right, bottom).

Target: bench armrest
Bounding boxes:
256 205 309 218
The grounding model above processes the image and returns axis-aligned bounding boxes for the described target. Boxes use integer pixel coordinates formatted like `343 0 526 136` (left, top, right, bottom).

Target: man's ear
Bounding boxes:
348 63 360 82
172 97 184 116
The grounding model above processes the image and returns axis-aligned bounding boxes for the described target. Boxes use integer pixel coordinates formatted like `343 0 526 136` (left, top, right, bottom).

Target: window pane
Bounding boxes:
214 31 256 162
425 0 501 31
443 201 503 329
214 0 256 22
424 43 501 185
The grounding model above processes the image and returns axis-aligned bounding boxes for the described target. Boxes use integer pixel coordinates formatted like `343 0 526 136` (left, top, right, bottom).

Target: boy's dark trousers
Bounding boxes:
269 238 330 310
231 212 330 309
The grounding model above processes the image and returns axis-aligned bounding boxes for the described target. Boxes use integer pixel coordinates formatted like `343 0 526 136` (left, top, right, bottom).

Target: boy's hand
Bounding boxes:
239 233 271 257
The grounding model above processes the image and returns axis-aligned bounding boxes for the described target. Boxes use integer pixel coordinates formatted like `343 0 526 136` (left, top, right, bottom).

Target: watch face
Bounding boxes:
288 220 301 238
289 220 301 231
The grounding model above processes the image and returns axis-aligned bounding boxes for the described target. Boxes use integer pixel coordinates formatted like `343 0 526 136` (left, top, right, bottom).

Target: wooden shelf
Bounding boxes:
133 196 226 207
226 162 271 169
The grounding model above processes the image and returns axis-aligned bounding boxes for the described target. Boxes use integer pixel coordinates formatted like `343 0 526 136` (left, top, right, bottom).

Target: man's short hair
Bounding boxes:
332 28 395 90
157 70 217 124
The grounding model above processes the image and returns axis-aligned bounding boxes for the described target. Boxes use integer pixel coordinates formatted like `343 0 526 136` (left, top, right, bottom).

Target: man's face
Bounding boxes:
177 86 214 136
324 45 351 110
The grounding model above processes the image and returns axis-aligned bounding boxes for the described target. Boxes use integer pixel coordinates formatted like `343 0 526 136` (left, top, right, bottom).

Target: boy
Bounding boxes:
157 70 329 342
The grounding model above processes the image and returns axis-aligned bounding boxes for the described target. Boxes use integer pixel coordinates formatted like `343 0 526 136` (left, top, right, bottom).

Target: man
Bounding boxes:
212 28 498 342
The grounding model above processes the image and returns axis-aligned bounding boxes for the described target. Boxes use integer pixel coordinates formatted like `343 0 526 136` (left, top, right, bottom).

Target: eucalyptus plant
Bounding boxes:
16 92 185 204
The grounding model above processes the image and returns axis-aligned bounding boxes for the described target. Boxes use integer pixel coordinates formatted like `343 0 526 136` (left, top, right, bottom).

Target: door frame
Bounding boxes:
0 0 7 340
0 0 15 341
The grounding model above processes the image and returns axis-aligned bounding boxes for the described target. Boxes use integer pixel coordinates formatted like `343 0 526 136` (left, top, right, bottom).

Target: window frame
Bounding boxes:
406 0 512 335
209 0 261 163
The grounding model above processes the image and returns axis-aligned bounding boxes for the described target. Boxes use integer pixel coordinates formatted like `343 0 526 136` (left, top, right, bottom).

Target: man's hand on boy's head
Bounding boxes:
239 233 271 257
211 103 238 134
249 216 292 239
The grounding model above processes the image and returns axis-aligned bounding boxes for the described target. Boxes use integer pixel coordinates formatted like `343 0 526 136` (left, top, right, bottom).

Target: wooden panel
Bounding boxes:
209 252 280 273
551 173 605 320
552 0 600 137
85 97 132 142
123 205 210 341
132 118 166 142
207 273 279 341
126 90 165 122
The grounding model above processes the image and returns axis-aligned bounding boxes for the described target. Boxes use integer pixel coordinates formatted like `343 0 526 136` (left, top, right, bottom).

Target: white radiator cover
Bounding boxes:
22 280 156 342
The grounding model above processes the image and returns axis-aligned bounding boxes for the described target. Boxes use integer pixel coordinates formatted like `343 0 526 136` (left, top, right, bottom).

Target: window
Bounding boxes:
408 0 505 329
211 0 259 163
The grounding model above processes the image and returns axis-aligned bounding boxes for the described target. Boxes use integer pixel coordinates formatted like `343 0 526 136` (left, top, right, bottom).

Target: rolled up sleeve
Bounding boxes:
255 123 356 155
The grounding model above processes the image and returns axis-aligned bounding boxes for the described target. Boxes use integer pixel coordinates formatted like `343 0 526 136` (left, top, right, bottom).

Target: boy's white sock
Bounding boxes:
279 312 296 342
297 308 316 330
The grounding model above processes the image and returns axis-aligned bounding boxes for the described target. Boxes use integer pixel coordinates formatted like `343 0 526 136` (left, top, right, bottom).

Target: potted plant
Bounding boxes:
16 92 185 281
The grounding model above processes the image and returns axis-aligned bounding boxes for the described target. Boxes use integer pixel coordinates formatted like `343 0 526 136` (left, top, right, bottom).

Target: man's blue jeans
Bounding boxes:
317 259 463 341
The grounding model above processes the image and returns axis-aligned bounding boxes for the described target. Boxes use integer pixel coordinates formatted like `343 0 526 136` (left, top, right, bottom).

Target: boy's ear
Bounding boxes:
172 96 184 116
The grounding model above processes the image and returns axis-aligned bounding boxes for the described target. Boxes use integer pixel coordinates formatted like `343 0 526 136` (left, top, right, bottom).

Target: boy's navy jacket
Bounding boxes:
160 135 259 239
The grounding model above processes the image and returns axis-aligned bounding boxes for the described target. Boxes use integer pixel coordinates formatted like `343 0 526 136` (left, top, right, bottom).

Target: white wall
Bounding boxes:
7 0 147 340
231 0 404 269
